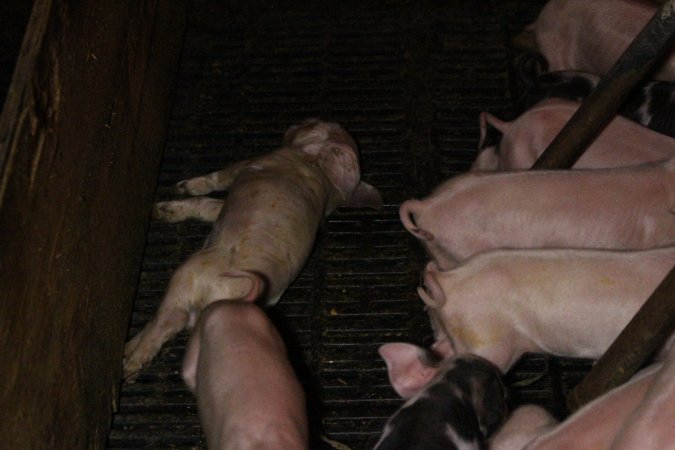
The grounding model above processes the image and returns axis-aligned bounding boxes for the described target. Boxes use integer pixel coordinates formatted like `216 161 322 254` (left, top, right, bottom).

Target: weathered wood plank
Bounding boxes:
0 0 186 448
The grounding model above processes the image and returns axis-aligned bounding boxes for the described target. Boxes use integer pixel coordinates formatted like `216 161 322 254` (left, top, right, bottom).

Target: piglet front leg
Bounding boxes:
175 158 258 196
153 197 225 223
182 301 308 450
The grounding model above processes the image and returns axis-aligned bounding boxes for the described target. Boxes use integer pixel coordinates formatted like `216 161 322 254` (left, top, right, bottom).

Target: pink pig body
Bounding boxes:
123 119 382 380
512 342 675 450
491 367 656 450
472 99 675 171
609 340 675 450
418 246 675 372
490 405 558 450
400 158 675 269
524 0 675 81
181 302 308 450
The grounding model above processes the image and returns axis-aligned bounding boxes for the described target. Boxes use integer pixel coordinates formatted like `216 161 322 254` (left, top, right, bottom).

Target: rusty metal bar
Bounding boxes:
532 0 675 170
567 266 675 411
524 0 675 411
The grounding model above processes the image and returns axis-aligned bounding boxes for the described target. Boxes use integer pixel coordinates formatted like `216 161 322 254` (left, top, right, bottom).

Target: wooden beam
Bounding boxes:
0 0 186 448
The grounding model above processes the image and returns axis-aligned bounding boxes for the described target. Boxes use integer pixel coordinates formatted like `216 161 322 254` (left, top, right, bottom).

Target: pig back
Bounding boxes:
405 161 675 264
499 99 675 170
532 0 672 79
205 150 336 299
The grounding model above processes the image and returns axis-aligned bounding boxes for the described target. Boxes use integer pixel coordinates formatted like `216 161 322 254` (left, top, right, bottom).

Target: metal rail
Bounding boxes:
525 0 675 411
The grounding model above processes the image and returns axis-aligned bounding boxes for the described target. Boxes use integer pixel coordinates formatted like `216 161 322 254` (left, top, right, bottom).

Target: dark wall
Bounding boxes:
0 0 186 448
0 0 33 105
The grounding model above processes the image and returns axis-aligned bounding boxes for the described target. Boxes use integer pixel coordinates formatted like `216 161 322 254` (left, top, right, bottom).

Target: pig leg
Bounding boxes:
175 158 257 196
153 197 224 223
610 342 675 450
123 257 259 381
182 301 308 450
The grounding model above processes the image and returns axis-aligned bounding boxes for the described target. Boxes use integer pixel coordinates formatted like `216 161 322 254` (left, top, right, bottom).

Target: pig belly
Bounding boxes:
532 0 675 81
182 301 308 450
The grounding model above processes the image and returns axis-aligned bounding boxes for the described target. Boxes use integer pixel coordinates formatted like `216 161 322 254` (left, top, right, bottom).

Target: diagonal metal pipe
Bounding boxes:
524 0 675 412
532 0 675 170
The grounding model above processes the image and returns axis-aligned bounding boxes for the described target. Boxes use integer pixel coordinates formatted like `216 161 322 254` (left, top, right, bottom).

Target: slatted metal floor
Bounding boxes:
107 1 593 448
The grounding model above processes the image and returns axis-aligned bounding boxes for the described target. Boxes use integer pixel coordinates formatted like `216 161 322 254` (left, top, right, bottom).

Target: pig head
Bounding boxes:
375 342 508 450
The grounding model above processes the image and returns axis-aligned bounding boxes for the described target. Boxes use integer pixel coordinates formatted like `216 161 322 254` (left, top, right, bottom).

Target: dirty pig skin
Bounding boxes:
123 119 382 381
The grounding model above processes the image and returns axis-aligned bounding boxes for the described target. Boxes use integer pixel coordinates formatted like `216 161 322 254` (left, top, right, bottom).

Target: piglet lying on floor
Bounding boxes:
182 301 308 450
374 343 508 450
123 119 382 380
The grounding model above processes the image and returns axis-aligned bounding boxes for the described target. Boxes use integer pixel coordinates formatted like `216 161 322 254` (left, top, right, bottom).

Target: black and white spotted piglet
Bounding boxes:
514 63 675 139
374 343 508 450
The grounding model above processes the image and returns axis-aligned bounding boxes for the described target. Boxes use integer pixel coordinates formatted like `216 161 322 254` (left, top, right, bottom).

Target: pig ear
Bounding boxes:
342 181 383 209
378 343 440 399
417 269 447 309
317 142 361 202
283 118 323 147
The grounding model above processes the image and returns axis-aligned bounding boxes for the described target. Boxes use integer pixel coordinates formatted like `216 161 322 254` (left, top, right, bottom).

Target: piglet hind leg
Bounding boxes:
182 301 308 450
123 260 257 382
123 303 190 382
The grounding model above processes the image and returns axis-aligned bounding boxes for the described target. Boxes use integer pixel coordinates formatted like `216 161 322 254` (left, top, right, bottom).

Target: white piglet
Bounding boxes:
123 119 382 380
472 98 675 171
400 158 675 270
519 0 675 81
418 246 675 372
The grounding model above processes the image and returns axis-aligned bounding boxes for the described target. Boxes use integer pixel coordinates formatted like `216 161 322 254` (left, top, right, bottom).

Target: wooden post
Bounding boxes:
0 0 186 448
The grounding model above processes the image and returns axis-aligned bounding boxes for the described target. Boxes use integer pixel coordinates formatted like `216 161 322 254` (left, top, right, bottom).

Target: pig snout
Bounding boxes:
399 200 434 241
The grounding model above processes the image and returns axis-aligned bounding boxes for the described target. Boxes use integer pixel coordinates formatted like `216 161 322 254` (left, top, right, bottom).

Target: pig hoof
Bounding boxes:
152 202 177 221
174 179 209 196
122 353 148 383
174 180 190 195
